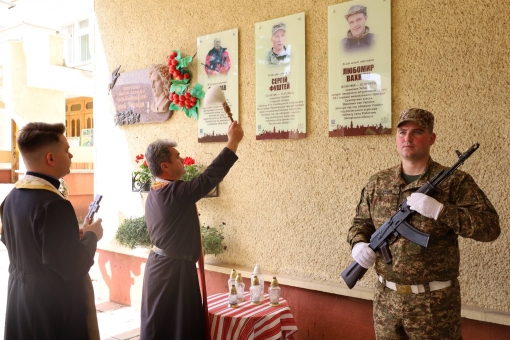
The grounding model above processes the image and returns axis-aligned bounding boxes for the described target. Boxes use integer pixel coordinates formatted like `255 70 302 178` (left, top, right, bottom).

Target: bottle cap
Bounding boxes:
253 264 262 275
270 276 279 287
252 275 260 285
230 269 237 279
236 273 243 282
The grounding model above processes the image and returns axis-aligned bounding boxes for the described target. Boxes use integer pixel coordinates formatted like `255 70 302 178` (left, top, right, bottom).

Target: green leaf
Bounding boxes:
188 106 197 120
195 99 200 108
191 83 203 92
190 84 205 99
175 50 181 59
179 56 193 68
170 79 189 85
184 107 193 118
171 84 188 95
170 102 180 110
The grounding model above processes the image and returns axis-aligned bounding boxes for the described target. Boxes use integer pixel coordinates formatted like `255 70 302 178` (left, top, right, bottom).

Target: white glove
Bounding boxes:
407 193 444 220
352 242 377 269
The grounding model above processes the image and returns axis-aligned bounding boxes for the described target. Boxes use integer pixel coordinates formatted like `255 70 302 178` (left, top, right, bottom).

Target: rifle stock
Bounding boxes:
342 261 368 289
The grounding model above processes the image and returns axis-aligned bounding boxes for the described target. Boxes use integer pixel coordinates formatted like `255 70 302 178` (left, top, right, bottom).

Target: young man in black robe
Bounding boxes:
141 120 244 340
0 122 103 340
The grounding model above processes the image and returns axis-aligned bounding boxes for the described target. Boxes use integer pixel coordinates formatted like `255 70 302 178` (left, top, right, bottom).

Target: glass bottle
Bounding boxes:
250 275 263 305
235 273 245 301
228 269 237 291
268 276 281 306
251 264 264 297
228 284 238 308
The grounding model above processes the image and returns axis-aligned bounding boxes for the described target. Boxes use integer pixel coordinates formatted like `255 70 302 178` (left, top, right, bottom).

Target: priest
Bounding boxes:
0 122 103 339
141 120 244 340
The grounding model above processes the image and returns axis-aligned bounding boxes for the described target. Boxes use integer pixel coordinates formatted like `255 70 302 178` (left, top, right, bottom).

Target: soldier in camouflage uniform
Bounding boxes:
347 108 500 339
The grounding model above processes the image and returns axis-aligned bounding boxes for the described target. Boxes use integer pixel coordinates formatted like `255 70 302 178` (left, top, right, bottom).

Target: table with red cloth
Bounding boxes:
207 292 298 340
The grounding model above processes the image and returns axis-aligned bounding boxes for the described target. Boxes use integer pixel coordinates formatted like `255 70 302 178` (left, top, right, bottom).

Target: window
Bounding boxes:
61 19 93 67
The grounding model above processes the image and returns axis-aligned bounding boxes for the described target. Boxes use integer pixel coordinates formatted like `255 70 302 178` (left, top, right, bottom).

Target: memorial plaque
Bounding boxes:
328 0 392 137
111 68 172 124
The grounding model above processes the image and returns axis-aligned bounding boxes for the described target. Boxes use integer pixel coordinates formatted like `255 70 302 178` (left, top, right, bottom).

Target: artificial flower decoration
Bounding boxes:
167 50 206 120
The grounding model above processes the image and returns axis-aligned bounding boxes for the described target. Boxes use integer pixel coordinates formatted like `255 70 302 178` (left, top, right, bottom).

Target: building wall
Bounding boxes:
92 0 510 318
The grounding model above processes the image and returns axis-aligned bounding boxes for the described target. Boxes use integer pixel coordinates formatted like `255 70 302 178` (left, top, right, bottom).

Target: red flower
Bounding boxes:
183 157 195 166
143 160 148 167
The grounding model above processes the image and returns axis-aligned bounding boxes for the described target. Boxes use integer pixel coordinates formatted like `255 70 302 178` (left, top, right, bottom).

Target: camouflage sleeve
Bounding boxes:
347 182 377 248
437 173 500 242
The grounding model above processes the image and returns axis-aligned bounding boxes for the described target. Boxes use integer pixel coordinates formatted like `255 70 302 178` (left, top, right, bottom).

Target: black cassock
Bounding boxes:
0 176 97 340
141 148 238 340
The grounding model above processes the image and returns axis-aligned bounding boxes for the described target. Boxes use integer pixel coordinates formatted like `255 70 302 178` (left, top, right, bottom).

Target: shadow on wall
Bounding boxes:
96 249 145 306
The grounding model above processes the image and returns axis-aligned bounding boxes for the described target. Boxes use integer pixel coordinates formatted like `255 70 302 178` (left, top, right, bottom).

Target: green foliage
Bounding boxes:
133 154 153 187
115 216 152 249
114 215 228 256
181 164 204 182
201 223 226 256
190 83 205 99
179 56 193 68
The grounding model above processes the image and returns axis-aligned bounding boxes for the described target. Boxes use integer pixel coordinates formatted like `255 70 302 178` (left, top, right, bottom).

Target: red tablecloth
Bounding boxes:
207 292 298 340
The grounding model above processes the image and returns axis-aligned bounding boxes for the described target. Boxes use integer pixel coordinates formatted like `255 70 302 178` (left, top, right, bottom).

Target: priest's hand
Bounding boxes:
82 216 103 241
226 121 244 153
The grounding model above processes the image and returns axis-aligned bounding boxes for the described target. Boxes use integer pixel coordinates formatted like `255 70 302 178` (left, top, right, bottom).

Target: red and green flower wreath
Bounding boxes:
166 50 205 120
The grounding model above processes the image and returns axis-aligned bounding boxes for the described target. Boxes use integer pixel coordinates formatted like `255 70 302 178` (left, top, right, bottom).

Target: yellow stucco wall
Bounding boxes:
93 0 510 312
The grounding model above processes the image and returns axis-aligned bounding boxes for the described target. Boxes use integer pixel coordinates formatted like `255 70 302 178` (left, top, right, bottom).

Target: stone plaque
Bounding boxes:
111 68 172 124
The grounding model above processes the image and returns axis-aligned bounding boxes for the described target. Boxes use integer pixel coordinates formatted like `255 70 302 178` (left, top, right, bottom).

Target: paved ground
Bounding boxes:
0 184 141 340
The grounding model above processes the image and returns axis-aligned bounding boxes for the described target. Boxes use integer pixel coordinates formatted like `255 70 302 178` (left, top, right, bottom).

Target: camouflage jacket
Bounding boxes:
347 158 500 284
266 46 291 66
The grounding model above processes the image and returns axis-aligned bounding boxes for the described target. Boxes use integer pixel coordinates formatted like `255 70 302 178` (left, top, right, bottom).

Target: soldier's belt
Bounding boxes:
379 276 451 294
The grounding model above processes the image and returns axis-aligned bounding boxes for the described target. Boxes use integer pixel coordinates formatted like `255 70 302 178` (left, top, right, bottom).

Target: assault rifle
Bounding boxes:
341 143 480 289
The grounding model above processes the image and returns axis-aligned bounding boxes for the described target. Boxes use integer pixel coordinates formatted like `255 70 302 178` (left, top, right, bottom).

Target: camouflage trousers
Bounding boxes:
373 278 462 339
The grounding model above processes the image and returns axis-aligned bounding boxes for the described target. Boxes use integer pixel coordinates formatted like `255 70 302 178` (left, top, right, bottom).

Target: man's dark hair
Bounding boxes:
145 139 177 177
17 122 66 154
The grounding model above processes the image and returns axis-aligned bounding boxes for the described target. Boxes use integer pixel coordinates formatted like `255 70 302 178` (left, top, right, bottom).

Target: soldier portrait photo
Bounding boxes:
204 37 231 77
341 4 375 52
266 22 291 66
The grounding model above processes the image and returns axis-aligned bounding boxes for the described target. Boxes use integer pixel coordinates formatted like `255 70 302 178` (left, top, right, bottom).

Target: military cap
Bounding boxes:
345 5 367 19
272 22 286 36
397 108 435 131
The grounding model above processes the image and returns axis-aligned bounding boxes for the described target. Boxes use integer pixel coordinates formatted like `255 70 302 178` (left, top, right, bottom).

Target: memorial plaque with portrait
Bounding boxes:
197 28 239 143
328 0 392 137
255 12 306 140
111 68 172 125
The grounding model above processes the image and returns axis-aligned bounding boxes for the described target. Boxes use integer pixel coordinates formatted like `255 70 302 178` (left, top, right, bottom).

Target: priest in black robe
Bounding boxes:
141 120 244 340
0 122 103 340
